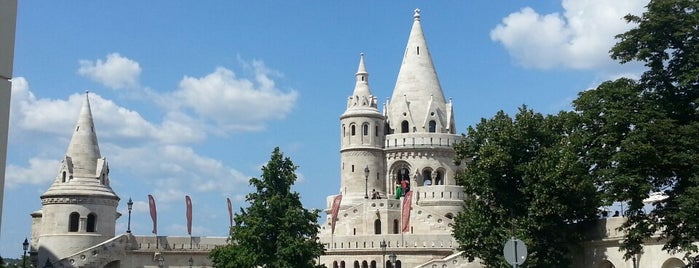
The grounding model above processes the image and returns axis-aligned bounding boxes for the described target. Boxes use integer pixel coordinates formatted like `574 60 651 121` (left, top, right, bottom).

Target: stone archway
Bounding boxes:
661 257 685 268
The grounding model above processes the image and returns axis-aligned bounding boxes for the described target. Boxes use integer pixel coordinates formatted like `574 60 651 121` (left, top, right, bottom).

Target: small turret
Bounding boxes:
34 92 120 266
339 54 386 203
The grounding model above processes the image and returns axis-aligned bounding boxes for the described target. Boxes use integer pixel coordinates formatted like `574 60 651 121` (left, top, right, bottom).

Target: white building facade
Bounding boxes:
317 9 478 268
26 8 695 268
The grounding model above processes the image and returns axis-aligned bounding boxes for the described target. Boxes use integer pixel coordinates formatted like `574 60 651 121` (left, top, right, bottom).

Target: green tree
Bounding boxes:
452 107 600 267
580 0 699 258
210 147 325 268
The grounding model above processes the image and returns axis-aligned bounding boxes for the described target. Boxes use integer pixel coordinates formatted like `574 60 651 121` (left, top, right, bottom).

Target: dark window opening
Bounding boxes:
393 219 399 234
362 261 368 268
375 125 379 136
351 125 356 136
69 212 79 232
352 165 355 172
435 171 444 185
374 219 381 234
363 124 369 136
371 261 377 268
428 120 436 133
86 213 97 232
417 46 420 55
62 172 66 183
401 121 409 133
354 261 360 268
423 169 433 186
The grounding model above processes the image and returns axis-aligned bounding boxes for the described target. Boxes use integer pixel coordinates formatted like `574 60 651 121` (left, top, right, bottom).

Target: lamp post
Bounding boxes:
188 257 193 268
380 240 387 268
364 166 370 199
127 198 133 233
22 238 28 268
388 252 397 268
157 254 165 268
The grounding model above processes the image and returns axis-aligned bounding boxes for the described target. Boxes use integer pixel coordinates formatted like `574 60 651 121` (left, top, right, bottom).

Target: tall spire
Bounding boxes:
344 53 378 113
391 9 445 106
65 91 102 177
387 9 450 133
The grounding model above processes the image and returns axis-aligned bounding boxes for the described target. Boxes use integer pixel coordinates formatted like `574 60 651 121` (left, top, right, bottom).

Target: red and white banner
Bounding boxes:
185 195 193 235
148 194 158 235
330 194 343 234
226 197 233 228
401 191 413 233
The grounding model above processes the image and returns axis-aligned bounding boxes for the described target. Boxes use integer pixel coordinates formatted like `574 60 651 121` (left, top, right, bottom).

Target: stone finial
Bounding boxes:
414 8 421 21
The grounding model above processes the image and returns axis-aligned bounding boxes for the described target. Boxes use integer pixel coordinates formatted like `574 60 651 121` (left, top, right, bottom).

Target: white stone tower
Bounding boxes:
383 8 462 214
339 54 386 204
320 9 469 268
31 92 120 266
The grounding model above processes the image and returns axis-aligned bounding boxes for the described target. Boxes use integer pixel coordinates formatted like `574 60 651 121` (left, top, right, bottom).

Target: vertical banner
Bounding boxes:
330 194 343 234
226 197 233 228
148 194 158 234
401 191 413 233
185 195 193 235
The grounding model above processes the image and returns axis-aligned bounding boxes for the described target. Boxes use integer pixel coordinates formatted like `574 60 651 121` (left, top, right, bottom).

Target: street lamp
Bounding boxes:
127 198 133 233
380 240 387 268
157 254 165 268
364 166 370 199
388 252 397 268
22 238 28 268
188 257 194 268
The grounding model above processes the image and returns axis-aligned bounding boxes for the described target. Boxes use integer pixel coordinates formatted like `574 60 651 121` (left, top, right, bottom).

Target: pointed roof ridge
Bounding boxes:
343 53 380 116
356 52 368 75
65 91 102 177
390 8 445 104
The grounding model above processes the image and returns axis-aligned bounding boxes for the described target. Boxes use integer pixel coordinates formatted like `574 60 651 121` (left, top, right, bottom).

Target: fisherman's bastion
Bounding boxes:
1 3 694 267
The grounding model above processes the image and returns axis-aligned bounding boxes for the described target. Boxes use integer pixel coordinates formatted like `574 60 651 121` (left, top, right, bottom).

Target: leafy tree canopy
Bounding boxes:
210 147 325 268
452 107 600 267
579 0 699 258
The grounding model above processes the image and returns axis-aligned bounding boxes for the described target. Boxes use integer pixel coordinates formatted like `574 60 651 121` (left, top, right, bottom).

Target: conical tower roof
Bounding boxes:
387 9 451 133
342 53 380 117
42 92 117 199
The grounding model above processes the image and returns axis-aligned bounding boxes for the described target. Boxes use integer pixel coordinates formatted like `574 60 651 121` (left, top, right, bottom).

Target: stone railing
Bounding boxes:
414 185 465 206
384 133 462 149
132 236 228 251
321 233 458 251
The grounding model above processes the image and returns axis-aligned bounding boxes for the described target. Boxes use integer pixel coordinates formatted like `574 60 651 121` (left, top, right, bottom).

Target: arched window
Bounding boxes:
362 261 368 268
343 125 346 137
341 261 346 268
428 120 436 133
351 125 356 136
435 171 444 185
354 261 360 268
333 261 338 268
69 212 80 232
401 121 409 133
363 124 369 136
374 219 381 234
396 260 402 268
86 213 97 232
422 169 433 186
384 122 392 134
370 261 377 268
62 171 66 183
375 125 379 136
393 219 399 234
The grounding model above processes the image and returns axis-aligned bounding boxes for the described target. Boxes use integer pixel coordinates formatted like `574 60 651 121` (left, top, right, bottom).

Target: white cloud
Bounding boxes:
78 53 142 89
9 78 205 144
491 0 648 70
5 158 59 188
170 61 298 131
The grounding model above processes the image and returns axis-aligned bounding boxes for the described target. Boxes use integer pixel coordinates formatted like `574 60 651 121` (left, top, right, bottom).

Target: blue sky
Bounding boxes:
2 1 648 258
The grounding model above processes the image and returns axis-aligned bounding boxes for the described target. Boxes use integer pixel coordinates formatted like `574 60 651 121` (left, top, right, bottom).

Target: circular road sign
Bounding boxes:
503 237 527 266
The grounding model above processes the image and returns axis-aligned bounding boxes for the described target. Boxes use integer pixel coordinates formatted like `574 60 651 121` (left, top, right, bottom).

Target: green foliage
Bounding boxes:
584 0 699 258
452 107 601 267
210 147 325 268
